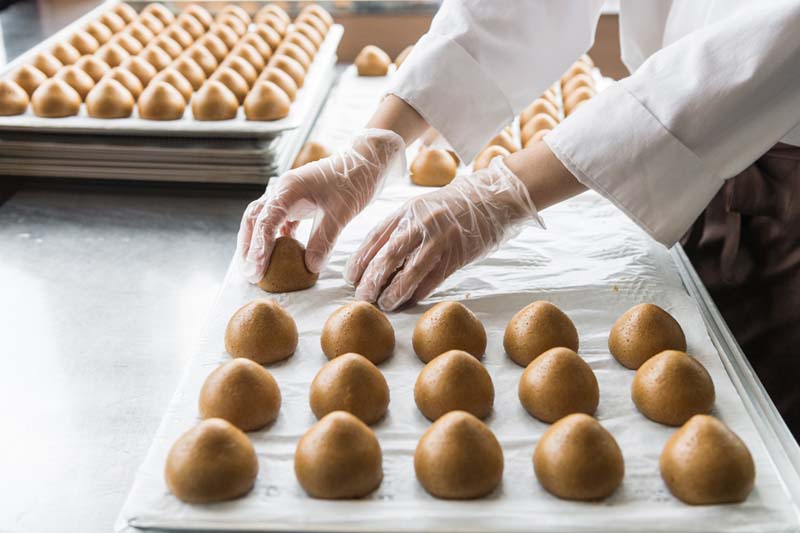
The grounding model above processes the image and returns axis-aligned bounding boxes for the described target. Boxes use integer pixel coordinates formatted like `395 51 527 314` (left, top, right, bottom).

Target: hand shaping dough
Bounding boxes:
410 147 457 187
244 81 291 121
137 81 186 120
472 145 510 171
355 45 391 76
225 299 298 364
257 236 319 292
292 141 330 168
199 358 281 431
609 303 686 369
31 78 81 118
321 301 395 364
85 78 134 118
310 353 390 424
165 418 258 503
660 415 754 504
192 80 239 121
504 301 579 367
414 411 503 499
0 80 29 116
518 347 598 423
295 411 383 499
534 413 624 501
414 349 494 421
413 301 486 363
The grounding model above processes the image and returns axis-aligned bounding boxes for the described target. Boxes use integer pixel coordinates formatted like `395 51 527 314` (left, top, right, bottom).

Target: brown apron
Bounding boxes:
682 143 800 439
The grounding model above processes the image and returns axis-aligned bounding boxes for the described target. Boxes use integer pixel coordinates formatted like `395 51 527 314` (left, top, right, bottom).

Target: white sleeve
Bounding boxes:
546 1 800 246
388 0 605 162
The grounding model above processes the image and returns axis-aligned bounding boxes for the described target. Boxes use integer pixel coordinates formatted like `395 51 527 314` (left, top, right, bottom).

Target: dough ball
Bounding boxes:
223 55 258 86
355 45 390 76
225 299 298 364
257 236 318 292
562 74 595 97
111 32 144 55
564 87 595 116
244 81 291 121
139 12 166 34
268 55 306 87
217 12 248 37
30 52 63 77
414 411 503 499
99 11 126 33
54 65 95 100
609 303 686 369
111 2 138 24
394 45 413 68
199 358 281 431
210 66 249 104
120 56 157 86
413 301 486 363
275 42 310 70
152 68 194 102
86 78 134 118
518 347 598 423
104 67 143 100
294 22 322 48
560 62 593 84
632 350 714 426
194 34 226 61
504 301 579 367
414 350 494 421
472 145 510 171
68 31 99 55
521 113 558 145
75 55 110 83
296 13 328 38
182 4 213 29
165 418 258 503
284 32 317 60
171 56 206 91
95 43 130 68
31 78 81 118
163 24 194 49
0 80 29 116
482 129 518 154
85 20 113 45
295 411 383 499
310 353 389 424
534 413 624 500
256 4 290 25
521 98 559 124
125 22 154 47
660 415 754 504
11 65 47 97
240 33 273 61
231 42 267 72
153 34 183 59
192 80 239 121
253 23 282 50
292 140 330 168
321 301 395 365
523 128 550 148
185 44 219 76
140 45 173 71
51 42 81 66
142 3 175 25
410 147 457 187
218 4 252 25
137 81 186 120
177 12 206 40
298 4 333 28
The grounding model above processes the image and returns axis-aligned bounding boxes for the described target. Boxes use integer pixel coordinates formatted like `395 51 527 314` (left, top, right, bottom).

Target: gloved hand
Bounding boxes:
237 128 405 283
344 156 544 311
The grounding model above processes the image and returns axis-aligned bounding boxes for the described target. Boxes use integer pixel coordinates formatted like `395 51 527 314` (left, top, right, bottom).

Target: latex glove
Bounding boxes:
237 128 405 283
345 156 543 311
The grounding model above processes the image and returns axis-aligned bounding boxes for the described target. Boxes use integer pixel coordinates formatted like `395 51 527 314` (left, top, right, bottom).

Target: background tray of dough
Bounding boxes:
115 68 800 532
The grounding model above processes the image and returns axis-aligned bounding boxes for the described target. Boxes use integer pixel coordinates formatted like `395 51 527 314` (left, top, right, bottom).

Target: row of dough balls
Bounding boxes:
354 43 412 77
0 2 333 121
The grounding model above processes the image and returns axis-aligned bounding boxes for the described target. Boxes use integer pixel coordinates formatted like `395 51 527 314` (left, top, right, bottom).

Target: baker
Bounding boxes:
237 1 800 435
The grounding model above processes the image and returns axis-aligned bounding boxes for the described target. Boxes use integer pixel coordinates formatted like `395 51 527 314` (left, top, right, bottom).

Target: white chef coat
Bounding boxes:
389 0 800 246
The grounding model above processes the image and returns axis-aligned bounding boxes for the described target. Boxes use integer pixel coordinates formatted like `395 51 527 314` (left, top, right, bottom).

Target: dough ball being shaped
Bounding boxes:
54 65 95 100
268 55 305 87
138 81 186 120
413 301 486 363
165 418 258 503
192 80 238 121
518 347 598 423
521 98 559 124
295 411 383 499
321 301 395 365
355 45 391 76
394 45 413 68
31 78 81 118
292 140 329 168
51 42 81 66
199 358 281 431
31 52 63 77
632 350 715 426
96 43 130 67
410 147 457 187
564 87 595 116
310 353 390 424
259 67 298 102
534 413 624 501
257 236 318 292
75 55 110 82
473 145 510 171
171 56 207 90
244 81 291 121
225 299 298 364
11 65 47 97
210 67 249 104
0 80 29 116
104 67 143 100
120 55 157 86
68 31 99 55
152 68 193 102
414 411 503 499
414 350 494 421
609 303 686 369
660 415 755 505
86 78 134 118
504 301 579 367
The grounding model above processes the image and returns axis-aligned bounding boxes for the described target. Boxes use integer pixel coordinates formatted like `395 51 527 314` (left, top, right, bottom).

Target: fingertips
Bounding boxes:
305 213 343 274
344 214 400 285
377 248 441 312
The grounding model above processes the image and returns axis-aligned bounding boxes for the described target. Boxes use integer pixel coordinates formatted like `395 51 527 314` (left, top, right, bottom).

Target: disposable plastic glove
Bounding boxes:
237 128 405 283
345 157 544 311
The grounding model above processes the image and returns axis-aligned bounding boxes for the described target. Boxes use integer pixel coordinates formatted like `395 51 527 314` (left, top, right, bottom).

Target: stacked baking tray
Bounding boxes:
0 1 343 184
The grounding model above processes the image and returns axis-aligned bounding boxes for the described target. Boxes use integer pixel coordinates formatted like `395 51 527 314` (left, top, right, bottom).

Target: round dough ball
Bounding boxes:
153 35 183 59
240 33 272 61
217 13 248 37
31 52 63 77
660 415 754 505
268 55 305 87
99 11 126 33
210 22 240 49
217 4 251 25
253 23 282 50
96 43 130 68
414 411 503 499
86 78 134 118
54 65 95 100
284 32 317 60
163 24 194 49
192 80 238 121
165 418 258 503
257 236 319 292
310 353 389 424
225 299 298 364
298 4 333 28
483 129 518 154
521 98 559 124
111 2 138 24
295 411 383 499
609 303 686 369
355 45 391 76
294 22 322 47
51 42 81 66
184 44 218 76
104 66 143 100
292 140 329 168
256 4 291 25
196 33 229 62
504 301 579 367
259 67 298 102
223 55 258 87
0 80 29 116
171 56 206 90
137 81 186 120
199 358 281 431
210 66 249 104
68 31 99 55
11 65 47 97
560 62 593 84
534 413 624 501
85 20 113 45
140 45 173 71
31 78 81 118
297 14 328 38
176 12 206 39
521 113 558 145
275 42 310 70
120 55 157 86
562 73 595 97
321 301 395 365
142 3 175 25
244 81 291 121
413 301 486 363
152 68 194 102
75 55 110 82
518 347 598 423
182 4 213 29
111 32 144 55
473 145 510 171
139 12 166 34
410 147 457 187
394 45 413 68
414 350 494 421
632 350 714 426
125 22 155 47
564 87 595 116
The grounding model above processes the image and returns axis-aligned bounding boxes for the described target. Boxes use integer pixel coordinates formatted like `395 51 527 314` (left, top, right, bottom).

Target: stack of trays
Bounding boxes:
0 1 343 184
